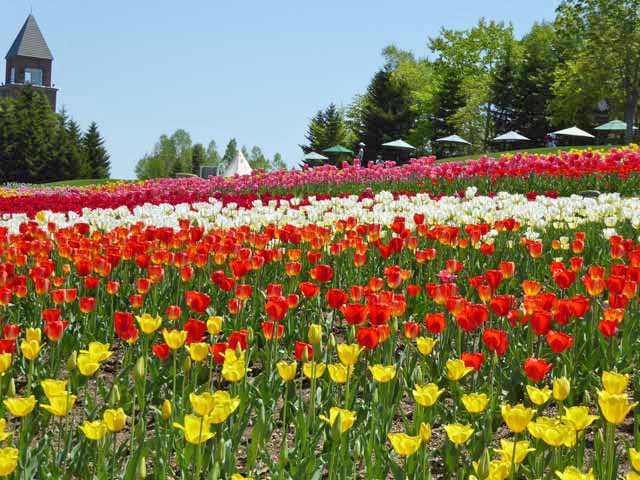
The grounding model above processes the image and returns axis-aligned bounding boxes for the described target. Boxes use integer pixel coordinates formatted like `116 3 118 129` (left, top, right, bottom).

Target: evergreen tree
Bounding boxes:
272 152 287 171
248 146 270 171
430 67 465 157
83 122 111 178
66 120 91 179
490 41 519 136
206 140 221 168
191 143 205 176
512 23 558 144
302 103 349 167
222 139 238 168
357 68 416 163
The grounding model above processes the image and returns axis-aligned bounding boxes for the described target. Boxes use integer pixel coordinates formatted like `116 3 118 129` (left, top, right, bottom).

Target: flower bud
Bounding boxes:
134 357 145 381
66 351 77 371
7 378 15 398
161 399 172 420
477 448 491 480
182 356 192 373
330 412 343 442
110 385 121 406
301 346 310 363
308 324 322 345
327 333 336 352
206 316 222 336
552 377 571 401
246 326 254 345
135 456 146 479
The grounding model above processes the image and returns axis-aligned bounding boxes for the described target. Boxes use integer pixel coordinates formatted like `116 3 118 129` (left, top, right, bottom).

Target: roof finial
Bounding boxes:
30 4 33 14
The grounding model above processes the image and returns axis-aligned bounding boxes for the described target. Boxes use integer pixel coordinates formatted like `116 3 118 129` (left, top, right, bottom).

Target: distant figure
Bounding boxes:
358 142 365 164
545 134 557 148
376 155 383 165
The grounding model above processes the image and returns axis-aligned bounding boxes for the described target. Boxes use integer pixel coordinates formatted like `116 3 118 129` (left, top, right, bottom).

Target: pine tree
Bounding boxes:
66 120 91 179
358 68 416 163
191 143 205 176
490 42 519 136
83 122 111 178
222 139 238 169
302 103 349 167
430 67 465 157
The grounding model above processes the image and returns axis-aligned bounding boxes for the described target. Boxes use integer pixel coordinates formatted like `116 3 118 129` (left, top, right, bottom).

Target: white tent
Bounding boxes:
223 151 253 177
435 134 472 145
552 126 595 138
303 152 329 161
493 131 530 142
382 139 416 150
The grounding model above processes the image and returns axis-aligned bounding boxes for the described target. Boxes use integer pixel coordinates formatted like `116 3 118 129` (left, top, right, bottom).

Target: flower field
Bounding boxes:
0 148 640 479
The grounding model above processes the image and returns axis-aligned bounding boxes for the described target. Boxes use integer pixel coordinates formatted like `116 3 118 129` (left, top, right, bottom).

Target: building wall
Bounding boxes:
4 56 53 87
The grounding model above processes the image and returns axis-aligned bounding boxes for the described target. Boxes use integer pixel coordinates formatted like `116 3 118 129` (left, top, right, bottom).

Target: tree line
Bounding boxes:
0 86 110 183
135 131 286 179
303 0 640 164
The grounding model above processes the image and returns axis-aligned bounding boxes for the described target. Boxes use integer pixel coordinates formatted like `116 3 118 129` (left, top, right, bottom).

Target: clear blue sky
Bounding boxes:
2 1 560 179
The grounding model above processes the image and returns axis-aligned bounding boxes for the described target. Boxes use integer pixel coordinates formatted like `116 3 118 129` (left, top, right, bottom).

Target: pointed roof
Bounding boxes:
304 152 329 161
493 131 530 142
382 139 416 150
223 150 253 177
552 126 595 138
435 134 472 145
6 15 53 60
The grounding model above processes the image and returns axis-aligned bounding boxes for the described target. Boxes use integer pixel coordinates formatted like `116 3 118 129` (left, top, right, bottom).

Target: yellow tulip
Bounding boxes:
276 361 297 382
419 422 431 443
495 439 534 464
79 420 108 440
527 416 559 440
103 408 127 432
602 371 629 395
553 377 571 401
302 362 326 379
413 383 444 408
222 350 246 382
461 393 489 413
471 459 511 480
629 471 640 480
189 392 217 417
172 414 215 444
446 359 473 381
0 420 11 442
630 448 640 472
231 474 254 480
327 364 352 384
207 316 223 336
4 396 37 417
369 364 396 383
539 420 576 448
0 447 19 476
161 399 172 420
319 407 356 433
20 339 40 361
26 327 41 343
79 342 113 362
444 423 474 444
162 329 188 350
416 337 437 356
526 385 552 406
597 390 638 425
562 406 599 431
77 352 100 376
206 391 240 424
308 324 322 345
554 466 595 479
501 403 535 433
0 354 11 375
135 313 162 334
388 432 422 456
41 379 67 399
337 344 362 366
40 393 76 417
186 342 209 362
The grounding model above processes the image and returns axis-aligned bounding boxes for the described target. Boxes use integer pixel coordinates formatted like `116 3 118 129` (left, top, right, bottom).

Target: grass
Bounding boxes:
436 144 623 163
39 178 123 187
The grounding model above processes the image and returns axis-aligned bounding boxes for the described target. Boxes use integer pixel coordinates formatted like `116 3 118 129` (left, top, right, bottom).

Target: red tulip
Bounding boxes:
185 291 211 314
294 341 313 361
546 331 574 353
210 342 229 364
482 328 508 356
262 321 284 340
79 297 96 314
424 313 446 334
341 304 368 326
310 265 333 283
184 319 207 344
461 351 485 371
228 330 247 351
524 357 552 382
326 289 349 309
152 343 171 360
599 319 619 337
356 327 380 350
44 320 67 342
403 321 421 339
299 282 320 299
166 305 182 321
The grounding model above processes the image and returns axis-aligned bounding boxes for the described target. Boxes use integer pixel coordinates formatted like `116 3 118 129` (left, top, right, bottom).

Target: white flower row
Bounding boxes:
2 188 640 236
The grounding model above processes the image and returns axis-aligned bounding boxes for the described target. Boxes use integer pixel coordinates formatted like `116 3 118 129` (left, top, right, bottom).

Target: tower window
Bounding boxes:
10 68 15 83
24 68 43 86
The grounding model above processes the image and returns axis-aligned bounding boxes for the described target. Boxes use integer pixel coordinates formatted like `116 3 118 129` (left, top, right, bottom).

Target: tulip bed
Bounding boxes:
0 148 640 479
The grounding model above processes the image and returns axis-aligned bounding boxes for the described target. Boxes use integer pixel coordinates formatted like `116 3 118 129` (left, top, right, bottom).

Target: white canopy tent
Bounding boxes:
435 134 472 145
493 131 530 142
223 150 253 177
382 139 416 150
303 152 329 161
552 126 595 138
